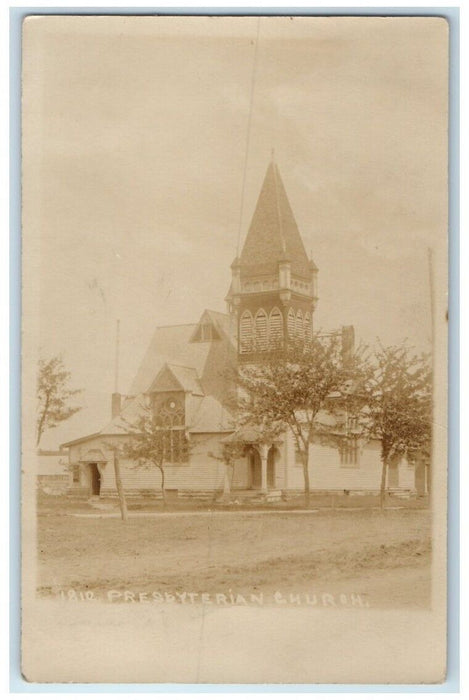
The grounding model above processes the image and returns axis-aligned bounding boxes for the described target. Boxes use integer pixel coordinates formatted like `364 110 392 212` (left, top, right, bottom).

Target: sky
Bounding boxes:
22 15 448 448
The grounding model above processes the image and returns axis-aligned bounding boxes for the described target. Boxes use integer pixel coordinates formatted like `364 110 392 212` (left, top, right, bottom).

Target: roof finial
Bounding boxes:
271 147 275 163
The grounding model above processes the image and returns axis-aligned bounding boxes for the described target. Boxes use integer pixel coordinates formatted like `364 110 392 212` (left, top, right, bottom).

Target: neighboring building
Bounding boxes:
37 449 71 492
62 159 419 498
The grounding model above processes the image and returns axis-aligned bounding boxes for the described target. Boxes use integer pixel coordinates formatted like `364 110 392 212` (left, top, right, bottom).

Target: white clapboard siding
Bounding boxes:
398 459 416 490
286 441 387 492
231 458 250 489
65 430 415 494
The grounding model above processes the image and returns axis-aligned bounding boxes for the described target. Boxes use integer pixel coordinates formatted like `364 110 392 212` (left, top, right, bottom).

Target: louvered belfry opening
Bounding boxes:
240 310 254 354
229 159 319 359
255 309 268 350
269 307 283 344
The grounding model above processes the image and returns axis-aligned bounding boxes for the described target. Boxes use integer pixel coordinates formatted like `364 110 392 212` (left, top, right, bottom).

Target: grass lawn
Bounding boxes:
37 496 431 609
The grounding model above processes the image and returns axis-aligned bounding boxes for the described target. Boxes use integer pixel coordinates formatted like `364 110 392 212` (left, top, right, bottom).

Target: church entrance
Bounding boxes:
248 447 279 490
89 463 101 496
249 450 261 489
267 446 279 489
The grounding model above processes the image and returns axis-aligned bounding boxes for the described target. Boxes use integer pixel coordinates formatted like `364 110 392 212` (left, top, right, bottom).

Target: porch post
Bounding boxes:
259 443 269 494
223 463 231 496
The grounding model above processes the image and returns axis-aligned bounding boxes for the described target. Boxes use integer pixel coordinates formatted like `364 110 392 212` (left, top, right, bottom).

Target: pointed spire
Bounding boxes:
272 158 286 254
239 160 310 278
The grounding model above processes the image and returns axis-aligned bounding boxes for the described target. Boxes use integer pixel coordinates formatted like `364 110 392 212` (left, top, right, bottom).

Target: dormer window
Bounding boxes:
191 322 220 343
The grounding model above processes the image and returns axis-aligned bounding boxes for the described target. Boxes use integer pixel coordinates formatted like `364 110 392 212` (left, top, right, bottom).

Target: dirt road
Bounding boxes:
37 507 431 608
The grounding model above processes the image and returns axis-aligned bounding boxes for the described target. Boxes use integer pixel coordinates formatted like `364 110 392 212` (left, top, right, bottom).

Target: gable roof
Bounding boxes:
78 448 108 463
239 161 311 279
99 394 146 435
62 386 235 449
204 309 234 338
188 395 235 433
128 311 234 397
152 364 204 396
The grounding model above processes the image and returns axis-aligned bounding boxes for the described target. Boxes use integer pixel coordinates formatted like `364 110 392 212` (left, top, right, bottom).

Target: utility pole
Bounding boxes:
113 447 128 522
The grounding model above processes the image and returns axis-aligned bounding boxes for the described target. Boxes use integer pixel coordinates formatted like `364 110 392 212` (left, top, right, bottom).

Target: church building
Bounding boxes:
62 160 419 499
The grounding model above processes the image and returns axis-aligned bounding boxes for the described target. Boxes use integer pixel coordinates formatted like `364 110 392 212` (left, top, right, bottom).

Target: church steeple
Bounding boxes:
227 159 319 356
238 159 311 279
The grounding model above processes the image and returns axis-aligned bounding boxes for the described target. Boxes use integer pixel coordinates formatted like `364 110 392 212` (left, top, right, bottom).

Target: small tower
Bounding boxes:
226 158 318 356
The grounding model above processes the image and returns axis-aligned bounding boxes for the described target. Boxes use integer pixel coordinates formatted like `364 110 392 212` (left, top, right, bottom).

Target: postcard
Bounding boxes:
21 14 448 683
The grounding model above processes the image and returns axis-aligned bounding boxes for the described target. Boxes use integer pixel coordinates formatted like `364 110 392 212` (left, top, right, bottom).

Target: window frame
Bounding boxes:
339 437 360 468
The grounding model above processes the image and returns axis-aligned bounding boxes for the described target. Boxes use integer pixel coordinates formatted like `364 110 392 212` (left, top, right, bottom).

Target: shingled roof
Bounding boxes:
128 310 235 397
239 161 311 278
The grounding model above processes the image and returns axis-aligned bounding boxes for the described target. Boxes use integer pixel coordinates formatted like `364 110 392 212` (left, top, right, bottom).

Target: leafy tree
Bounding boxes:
36 355 82 446
234 334 368 506
361 343 432 508
122 404 190 506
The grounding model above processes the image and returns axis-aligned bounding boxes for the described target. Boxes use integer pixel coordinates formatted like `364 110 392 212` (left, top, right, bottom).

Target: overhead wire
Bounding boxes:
235 17 261 259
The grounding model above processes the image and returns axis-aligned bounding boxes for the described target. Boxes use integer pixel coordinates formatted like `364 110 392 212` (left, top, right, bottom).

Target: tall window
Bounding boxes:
239 310 253 353
340 438 359 467
269 307 283 345
155 397 187 464
255 309 268 349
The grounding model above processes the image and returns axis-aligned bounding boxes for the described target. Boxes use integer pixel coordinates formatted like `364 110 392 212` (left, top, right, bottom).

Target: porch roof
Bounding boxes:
78 448 108 464
221 425 283 445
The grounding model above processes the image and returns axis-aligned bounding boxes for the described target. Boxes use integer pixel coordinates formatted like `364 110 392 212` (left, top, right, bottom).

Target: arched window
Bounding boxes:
296 309 304 340
155 396 188 464
255 309 268 350
269 307 283 346
157 396 185 427
239 310 253 353
304 312 312 341
287 308 296 339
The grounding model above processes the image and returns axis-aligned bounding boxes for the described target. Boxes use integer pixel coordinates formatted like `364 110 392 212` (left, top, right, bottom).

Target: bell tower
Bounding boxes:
226 157 318 356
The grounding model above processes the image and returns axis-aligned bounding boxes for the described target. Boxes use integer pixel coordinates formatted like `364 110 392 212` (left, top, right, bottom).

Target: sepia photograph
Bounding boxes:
21 14 448 684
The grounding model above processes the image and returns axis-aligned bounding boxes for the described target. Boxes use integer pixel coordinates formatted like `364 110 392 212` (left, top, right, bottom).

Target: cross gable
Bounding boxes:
190 310 221 343
148 364 185 393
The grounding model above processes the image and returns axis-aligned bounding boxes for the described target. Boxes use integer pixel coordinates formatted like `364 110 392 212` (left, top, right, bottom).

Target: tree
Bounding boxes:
122 404 190 506
36 355 82 446
209 441 248 499
234 334 368 506
362 343 432 508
